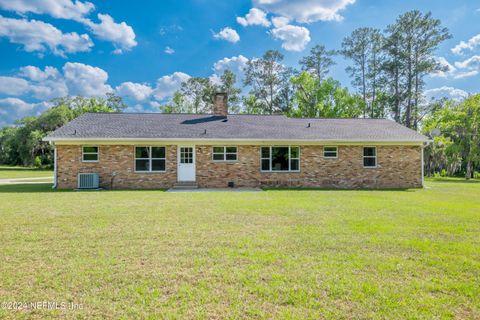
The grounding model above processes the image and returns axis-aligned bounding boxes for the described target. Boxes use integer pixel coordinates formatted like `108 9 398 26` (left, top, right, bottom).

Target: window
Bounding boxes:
261 146 300 172
135 146 166 172
212 146 238 161
323 146 337 159
363 147 377 168
82 146 98 162
180 147 193 164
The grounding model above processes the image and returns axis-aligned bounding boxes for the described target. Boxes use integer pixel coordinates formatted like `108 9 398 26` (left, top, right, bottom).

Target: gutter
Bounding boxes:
42 137 429 144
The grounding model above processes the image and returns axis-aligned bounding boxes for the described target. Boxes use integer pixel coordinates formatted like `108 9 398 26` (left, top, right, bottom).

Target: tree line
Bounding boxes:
0 94 126 167
0 10 478 179
422 95 480 179
164 10 451 130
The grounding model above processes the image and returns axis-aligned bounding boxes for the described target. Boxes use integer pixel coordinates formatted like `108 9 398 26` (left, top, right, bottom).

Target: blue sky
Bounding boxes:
0 0 479 126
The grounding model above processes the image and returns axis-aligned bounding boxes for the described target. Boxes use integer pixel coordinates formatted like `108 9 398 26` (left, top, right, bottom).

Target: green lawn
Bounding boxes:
0 180 479 319
0 166 53 179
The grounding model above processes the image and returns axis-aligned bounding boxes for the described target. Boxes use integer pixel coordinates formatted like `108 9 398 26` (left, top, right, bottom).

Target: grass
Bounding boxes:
0 166 53 179
0 179 479 319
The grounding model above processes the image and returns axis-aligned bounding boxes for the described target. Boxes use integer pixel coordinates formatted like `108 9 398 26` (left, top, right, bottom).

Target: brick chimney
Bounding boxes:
213 92 228 117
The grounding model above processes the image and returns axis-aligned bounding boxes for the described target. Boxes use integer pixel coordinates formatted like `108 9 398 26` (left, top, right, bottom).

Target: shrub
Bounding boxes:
34 156 42 168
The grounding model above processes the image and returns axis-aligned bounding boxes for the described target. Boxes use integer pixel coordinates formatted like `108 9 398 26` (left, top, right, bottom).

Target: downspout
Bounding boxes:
421 140 433 188
52 143 57 189
421 143 424 188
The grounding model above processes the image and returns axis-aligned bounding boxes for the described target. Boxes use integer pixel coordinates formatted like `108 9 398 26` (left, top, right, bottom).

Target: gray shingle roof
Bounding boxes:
44 113 428 142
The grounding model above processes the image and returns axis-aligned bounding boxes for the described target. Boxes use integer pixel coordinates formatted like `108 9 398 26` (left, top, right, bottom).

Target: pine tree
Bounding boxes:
244 50 286 114
299 44 336 83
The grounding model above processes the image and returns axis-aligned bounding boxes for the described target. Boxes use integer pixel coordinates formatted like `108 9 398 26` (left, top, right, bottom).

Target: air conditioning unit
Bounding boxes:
78 173 99 189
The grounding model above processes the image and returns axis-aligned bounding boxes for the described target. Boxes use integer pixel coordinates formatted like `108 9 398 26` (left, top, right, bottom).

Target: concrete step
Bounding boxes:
172 182 198 189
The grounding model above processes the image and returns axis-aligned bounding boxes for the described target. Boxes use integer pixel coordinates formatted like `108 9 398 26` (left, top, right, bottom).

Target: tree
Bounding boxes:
299 44 336 83
277 67 296 114
162 91 192 113
244 50 286 114
0 93 127 167
289 72 364 118
423 95 480 179
0 127 20 165
367 29 384 118
384 11 451 128
218 70 241 114
105 92 127 112
341 27 384 118
383 22 404 123
242 95 265 114
180 77 215 113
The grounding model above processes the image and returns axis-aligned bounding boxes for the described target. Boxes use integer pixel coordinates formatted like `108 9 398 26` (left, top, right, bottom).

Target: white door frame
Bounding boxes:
177 145 196 182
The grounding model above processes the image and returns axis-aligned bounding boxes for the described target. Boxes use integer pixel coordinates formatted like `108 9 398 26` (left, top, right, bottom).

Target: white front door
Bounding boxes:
177 146 196 181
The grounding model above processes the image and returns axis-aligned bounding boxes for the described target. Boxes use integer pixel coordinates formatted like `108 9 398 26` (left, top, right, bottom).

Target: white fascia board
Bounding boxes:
46 137 426 146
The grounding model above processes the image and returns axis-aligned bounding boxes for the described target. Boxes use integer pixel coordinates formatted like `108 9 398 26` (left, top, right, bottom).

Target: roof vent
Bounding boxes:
307 123 311 128
203 129 207 134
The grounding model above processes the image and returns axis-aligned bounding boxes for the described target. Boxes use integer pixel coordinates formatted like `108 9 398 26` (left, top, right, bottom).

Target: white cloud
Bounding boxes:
0 77 30 96
454 70 479 79
153 72 191 101
431 56 479 79
149 101 161 108
270 23 310 51
81 14 137 52
424 86 469 102
431 56 457 78
0 62 113 105
451 34 480 55
0 0 137 54
454 55 480 70
0 67 67 100
237 8 271 27
0 98 52 126
164 46 175 54
213 27 240 43
0 97 38 113
271 16 290 28
0 64 194 123
16 66 68 100
62 62 112 96
0 16 93 56
211 55 249 85
451 55 480 79
253 0 355 23
0 0 94 21
116 82 153 102
30 82 69 100
19 66 60 81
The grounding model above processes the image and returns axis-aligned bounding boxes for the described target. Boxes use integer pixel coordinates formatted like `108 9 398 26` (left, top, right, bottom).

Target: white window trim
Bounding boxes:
363 146 377 168
134 146 167 173
82 145 99 163
212 146 238 162
323 146 338 159
260 146 300 173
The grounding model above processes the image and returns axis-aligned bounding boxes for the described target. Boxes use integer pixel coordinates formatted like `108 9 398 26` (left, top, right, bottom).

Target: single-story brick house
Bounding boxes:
44 93 429 189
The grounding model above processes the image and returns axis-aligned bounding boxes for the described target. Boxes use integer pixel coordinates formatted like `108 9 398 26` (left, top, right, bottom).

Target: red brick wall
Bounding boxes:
56 144 422 189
